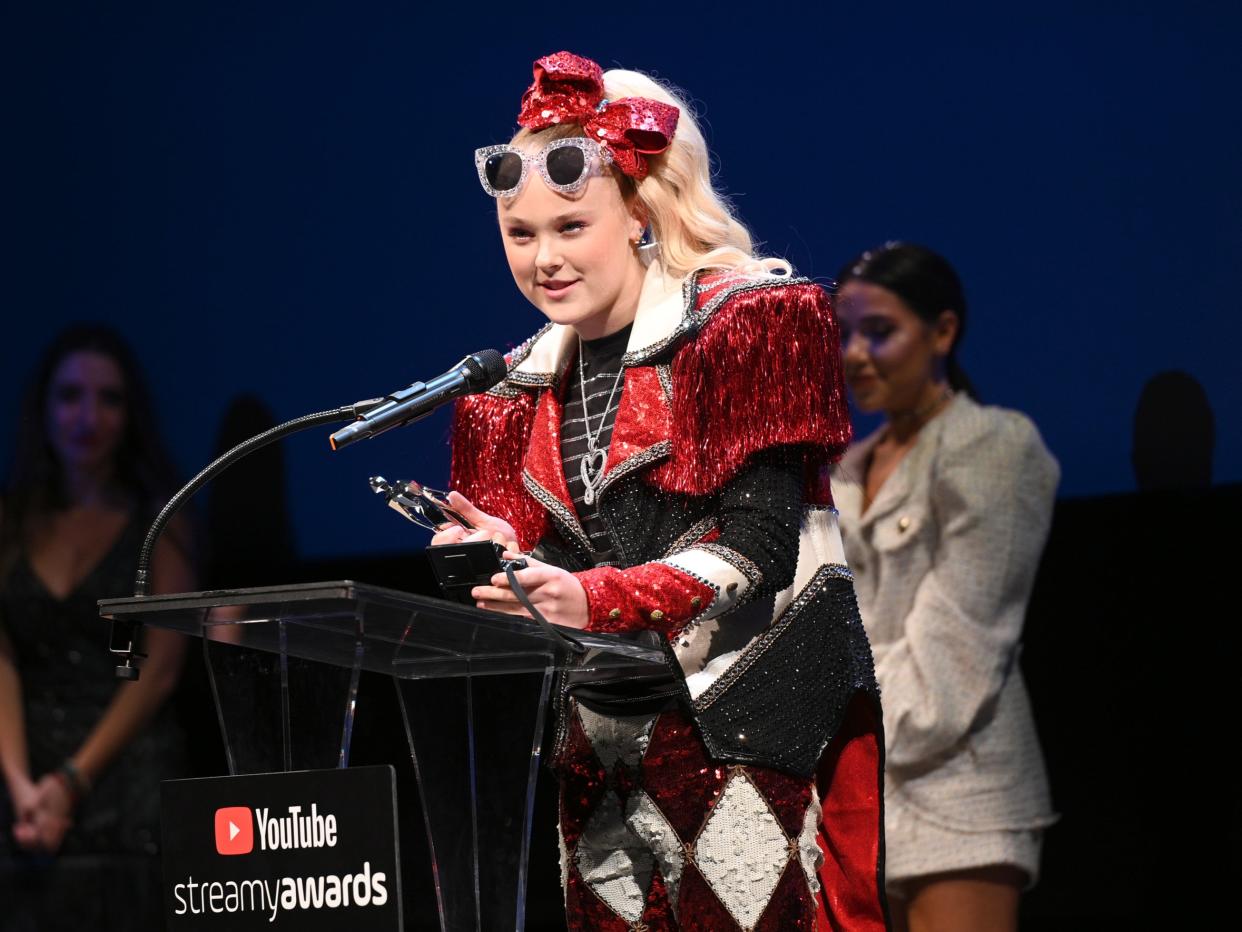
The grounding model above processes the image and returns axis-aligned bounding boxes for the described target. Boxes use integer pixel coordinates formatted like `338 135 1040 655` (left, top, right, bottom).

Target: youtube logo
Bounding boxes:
214 806 253 856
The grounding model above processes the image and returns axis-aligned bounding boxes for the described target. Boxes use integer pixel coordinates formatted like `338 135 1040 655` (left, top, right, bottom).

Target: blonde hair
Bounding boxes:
512 68 790 279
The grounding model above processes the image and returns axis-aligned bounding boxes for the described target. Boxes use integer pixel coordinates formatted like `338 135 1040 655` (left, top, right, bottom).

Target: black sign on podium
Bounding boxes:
161 765 401 930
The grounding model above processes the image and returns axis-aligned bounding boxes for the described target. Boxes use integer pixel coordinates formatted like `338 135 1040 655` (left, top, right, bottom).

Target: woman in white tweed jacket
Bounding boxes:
832 243 1057 932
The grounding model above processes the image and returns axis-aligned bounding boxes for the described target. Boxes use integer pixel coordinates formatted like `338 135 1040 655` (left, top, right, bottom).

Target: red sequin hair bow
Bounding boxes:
516 51 679 181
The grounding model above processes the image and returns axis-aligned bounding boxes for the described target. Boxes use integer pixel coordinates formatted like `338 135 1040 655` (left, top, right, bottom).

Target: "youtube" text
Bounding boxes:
255 803 337 851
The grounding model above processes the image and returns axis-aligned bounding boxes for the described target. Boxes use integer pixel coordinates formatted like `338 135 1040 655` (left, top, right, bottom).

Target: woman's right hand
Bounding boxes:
430 491 519 552
8 772 72 854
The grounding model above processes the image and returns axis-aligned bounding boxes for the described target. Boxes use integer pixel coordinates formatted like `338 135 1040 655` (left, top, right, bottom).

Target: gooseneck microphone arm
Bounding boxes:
112 398 382 680
113 348 508 681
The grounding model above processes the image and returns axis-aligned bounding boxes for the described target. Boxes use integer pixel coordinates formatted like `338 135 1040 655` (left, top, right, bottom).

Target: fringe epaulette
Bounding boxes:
648 275 852 501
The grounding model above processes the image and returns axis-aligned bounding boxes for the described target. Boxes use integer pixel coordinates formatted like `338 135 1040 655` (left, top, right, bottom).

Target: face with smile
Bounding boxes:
45 350 128 475
837 280 958 416
496 150 647 340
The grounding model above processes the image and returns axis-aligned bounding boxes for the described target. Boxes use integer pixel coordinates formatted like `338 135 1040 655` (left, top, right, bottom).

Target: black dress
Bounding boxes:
0 514 187 931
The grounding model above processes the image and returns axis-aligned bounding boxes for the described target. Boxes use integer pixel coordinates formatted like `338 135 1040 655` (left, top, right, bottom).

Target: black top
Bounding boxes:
0 512 186 930
560 324 631 566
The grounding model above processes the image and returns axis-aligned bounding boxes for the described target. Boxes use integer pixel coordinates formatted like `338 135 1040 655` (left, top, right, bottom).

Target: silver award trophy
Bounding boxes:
368 476 474 532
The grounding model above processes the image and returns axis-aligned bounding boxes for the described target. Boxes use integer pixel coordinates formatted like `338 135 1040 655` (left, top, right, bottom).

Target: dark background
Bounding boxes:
4 1 1238 928
4 1 1239 557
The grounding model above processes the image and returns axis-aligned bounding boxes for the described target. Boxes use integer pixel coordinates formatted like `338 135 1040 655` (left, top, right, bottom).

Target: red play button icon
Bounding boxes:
214 806 253 855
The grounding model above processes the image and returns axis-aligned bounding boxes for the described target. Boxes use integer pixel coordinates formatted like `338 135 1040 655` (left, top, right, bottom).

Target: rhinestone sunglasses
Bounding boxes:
474 137 613 198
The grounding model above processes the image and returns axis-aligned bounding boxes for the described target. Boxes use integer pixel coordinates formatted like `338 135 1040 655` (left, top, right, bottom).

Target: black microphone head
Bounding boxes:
462 349 508 392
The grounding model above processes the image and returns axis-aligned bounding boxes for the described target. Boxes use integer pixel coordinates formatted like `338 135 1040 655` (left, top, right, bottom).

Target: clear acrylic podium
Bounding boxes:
98 581 666 931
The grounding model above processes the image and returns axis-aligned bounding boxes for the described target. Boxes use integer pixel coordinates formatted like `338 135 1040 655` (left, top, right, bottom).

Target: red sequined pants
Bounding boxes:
555 703 824 931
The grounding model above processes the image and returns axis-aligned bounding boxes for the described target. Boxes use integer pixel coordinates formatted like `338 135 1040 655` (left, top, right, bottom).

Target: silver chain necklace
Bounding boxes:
577 337 624 506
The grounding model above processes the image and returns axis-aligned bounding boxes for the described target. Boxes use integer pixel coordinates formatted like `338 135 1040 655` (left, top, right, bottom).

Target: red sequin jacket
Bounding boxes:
451 269 880 779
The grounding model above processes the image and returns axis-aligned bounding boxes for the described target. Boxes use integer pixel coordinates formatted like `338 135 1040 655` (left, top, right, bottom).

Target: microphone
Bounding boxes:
330 349 507 450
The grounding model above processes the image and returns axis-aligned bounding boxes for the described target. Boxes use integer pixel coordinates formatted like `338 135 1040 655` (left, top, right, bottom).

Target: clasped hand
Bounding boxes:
8 771 74 854
430 491 589 629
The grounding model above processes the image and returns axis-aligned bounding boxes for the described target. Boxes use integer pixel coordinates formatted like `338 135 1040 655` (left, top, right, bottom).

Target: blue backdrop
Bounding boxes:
4 2 1239 557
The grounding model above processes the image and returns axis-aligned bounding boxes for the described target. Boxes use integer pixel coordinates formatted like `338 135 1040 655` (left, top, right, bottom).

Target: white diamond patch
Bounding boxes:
557 817 570 891
797 789 824 893
693 772 790 928
575 790 652 922
575 704 657 771
626 790 687 914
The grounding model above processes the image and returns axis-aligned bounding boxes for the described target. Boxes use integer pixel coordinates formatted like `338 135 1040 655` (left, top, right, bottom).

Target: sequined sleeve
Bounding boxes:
449 390 548 551
578 448 804 635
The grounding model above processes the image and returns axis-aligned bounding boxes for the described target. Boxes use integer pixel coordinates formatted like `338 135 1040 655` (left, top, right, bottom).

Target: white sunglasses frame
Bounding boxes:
473 137 613 198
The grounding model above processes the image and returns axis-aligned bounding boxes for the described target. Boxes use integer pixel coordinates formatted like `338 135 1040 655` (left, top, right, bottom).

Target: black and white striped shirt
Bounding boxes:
560 324 631 566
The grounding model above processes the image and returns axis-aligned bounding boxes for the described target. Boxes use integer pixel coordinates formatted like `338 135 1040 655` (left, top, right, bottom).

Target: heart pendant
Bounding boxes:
580 448 607 505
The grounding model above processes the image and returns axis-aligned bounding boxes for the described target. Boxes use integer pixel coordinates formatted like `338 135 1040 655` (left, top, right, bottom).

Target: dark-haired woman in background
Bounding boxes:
0 325 193 930
832 243 1057 932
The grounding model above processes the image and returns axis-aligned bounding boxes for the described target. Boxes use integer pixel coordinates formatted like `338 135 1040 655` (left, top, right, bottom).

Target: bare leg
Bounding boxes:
900 865 1026 932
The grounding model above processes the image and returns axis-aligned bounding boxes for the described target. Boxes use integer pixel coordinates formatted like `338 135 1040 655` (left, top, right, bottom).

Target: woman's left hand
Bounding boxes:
471 552 589 630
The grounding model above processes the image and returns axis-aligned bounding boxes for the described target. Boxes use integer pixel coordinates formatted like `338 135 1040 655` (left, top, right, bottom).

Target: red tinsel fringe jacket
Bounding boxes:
452 270 887 926
451 268 882 766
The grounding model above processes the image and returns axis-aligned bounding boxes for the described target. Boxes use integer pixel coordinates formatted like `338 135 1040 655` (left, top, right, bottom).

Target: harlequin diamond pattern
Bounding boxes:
627 789 686 907
692 771 791 928
564 706 818 929
575 790 652 922
796 793 824 894
575 704 657 771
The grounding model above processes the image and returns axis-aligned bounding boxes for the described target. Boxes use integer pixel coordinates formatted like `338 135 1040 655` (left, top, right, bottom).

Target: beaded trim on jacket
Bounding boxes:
491 269 815 390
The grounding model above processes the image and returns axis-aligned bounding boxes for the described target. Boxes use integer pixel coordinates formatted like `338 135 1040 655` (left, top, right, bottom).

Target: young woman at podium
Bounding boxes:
432 52 888 930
